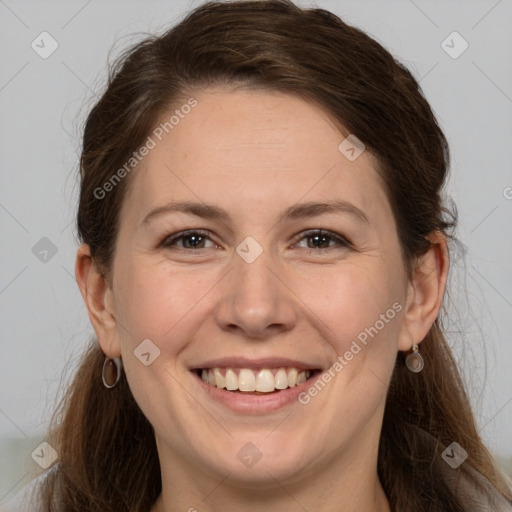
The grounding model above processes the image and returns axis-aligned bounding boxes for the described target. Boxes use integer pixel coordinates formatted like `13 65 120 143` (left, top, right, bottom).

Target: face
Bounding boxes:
105 87 412 486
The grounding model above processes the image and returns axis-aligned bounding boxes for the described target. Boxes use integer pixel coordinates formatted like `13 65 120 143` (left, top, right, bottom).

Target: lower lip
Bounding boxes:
191 370 322 414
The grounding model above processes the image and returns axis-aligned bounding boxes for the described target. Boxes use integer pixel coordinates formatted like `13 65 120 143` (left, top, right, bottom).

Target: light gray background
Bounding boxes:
1 0 511 503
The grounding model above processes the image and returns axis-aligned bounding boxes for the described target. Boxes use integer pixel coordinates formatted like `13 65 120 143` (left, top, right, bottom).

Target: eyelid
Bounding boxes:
291 229 352 249
160 229 217 249
161 228 352 251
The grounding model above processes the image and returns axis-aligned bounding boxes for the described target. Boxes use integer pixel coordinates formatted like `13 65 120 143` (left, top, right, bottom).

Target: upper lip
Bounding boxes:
191 357 323 371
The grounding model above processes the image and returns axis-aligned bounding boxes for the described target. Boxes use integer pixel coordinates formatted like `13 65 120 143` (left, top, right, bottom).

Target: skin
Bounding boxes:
76 87 449 512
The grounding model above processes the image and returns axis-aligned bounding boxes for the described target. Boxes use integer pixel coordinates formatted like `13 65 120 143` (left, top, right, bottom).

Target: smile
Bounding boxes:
198 367 316 393
190 365 323 414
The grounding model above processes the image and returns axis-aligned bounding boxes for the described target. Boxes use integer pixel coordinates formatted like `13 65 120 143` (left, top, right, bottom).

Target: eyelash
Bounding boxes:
160 229 352 252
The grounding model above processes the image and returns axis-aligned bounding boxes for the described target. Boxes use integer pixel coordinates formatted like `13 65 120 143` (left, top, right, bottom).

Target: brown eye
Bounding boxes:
295 230 351 251
161 230 216 250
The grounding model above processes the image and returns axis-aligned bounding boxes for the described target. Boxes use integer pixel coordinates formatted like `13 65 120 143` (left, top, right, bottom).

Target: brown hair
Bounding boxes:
39 1 511 511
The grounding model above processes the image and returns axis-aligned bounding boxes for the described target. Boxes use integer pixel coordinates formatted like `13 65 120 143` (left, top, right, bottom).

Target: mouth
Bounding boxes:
189 357 326 413
191 366 322 413
193 367 321 395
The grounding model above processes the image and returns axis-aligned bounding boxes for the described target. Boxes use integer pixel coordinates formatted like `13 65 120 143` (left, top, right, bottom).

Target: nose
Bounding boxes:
213 245 297 340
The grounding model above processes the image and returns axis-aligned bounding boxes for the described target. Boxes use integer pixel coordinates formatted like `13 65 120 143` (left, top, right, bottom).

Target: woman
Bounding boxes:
4 0 512 511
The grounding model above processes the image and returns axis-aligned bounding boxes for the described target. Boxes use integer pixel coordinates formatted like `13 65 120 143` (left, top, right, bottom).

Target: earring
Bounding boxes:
102 356 122 388
405 344 424 373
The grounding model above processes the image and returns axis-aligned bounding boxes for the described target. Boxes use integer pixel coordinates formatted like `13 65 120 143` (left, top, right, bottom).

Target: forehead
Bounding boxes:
122 87 390 226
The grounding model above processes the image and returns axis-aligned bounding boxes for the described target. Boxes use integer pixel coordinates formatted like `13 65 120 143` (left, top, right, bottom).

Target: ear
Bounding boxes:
75 243 121 358
397 231 449 351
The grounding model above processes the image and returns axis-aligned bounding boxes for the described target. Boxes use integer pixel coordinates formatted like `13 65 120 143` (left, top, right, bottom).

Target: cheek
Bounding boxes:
296 261 404 361
114 257 203 350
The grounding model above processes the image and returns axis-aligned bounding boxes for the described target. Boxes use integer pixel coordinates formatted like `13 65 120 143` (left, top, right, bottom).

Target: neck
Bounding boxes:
150 438 391 512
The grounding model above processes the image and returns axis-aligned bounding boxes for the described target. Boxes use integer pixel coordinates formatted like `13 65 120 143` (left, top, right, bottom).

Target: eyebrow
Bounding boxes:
140 199 370 227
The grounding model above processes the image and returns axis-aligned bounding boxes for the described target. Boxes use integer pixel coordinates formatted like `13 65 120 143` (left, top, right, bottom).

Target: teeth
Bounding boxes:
213 368 225 389
225 369 238 391
238 369 256 391
200 367 313 393
288 368 298 387
274 368 288 389
255 369 274 392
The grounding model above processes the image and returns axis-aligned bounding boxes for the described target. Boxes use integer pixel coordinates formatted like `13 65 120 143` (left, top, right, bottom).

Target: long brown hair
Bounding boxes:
39 1 511 510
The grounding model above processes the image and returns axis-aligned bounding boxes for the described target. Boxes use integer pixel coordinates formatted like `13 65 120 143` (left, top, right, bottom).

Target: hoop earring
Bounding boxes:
102 356 122 388
405 344 424 373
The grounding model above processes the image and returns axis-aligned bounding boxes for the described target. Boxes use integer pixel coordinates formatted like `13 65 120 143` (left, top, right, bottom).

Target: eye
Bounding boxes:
293 229 352 251
160 230 217 250
160 229 352 252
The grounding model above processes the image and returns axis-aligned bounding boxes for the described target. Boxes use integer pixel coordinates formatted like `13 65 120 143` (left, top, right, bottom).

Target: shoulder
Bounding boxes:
413 426 512 511
435 445 512 511
1 465 58 512
445 465 512 512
